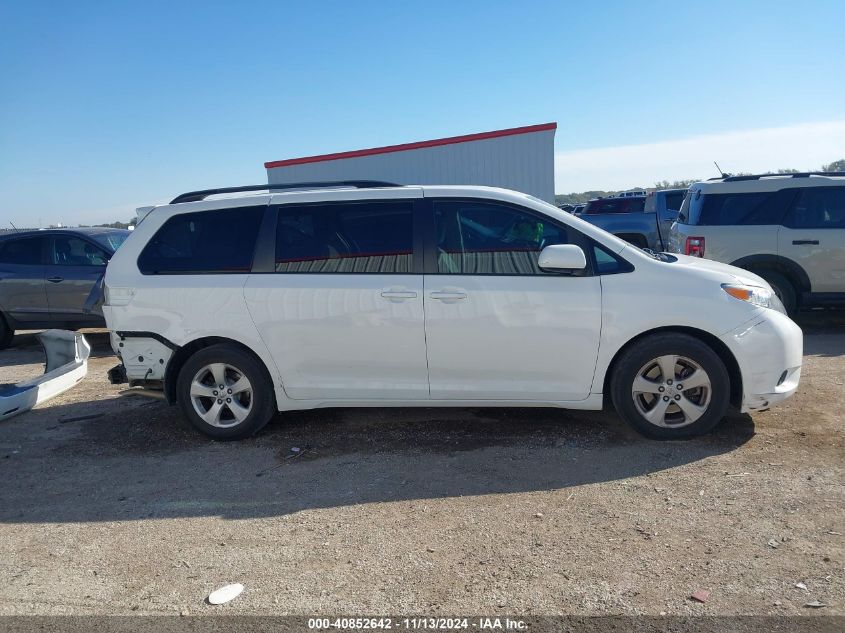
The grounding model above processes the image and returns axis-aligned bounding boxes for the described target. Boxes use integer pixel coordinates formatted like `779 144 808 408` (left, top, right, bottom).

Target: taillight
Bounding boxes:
685 236 705 257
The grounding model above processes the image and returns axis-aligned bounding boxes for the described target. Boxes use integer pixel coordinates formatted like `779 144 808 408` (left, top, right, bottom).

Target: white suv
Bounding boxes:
669 172 845 314
103 182 802 440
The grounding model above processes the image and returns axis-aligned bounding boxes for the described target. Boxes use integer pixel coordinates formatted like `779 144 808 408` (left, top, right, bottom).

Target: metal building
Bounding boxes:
264 122 557 202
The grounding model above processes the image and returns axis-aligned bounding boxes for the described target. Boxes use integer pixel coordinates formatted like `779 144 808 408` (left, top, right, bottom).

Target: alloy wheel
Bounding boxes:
631 355 712 428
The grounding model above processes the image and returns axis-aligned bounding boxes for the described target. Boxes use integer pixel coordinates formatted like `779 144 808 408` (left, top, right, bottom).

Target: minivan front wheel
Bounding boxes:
610 334 730 439
176 344 275 440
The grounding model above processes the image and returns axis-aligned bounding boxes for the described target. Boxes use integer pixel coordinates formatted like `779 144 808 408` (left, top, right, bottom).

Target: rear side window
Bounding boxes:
275 201 413 273
696 191 791 225
784 187 845 229
584 198 645 214
138 207 264 274
0 237 43 265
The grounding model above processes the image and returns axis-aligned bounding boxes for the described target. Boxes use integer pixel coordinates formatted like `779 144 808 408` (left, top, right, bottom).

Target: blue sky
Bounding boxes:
1 0 843 226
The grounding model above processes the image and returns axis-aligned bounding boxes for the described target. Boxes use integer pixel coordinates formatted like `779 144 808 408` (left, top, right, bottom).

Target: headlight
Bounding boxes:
721 284 785 314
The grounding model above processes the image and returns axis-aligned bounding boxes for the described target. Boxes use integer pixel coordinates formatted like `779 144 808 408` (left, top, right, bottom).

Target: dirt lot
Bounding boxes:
0 314 842 617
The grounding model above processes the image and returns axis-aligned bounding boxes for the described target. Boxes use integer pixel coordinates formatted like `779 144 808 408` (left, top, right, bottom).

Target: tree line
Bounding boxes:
555 159 845 207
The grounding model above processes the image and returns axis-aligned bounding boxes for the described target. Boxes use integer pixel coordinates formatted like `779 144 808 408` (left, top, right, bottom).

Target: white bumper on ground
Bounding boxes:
720 311 803 412
0 330 91 421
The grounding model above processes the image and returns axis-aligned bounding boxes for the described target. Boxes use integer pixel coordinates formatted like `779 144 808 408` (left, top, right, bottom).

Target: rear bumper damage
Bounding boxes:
0 330 91 421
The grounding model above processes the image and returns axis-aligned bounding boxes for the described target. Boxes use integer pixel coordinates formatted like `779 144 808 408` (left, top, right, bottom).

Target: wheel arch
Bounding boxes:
730 254 810 294
164 336 276 406
600 326 743 409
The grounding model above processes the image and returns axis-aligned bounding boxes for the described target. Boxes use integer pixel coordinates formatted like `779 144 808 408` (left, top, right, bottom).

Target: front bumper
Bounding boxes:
720 311 803 412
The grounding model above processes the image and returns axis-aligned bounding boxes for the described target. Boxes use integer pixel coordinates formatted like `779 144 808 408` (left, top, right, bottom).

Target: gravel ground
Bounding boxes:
0 314 842 617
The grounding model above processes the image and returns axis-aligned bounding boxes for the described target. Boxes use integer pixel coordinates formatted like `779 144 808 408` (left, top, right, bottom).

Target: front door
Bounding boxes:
423 199 602 401
778 186 845 294
44 235 108 324
244 194 430 400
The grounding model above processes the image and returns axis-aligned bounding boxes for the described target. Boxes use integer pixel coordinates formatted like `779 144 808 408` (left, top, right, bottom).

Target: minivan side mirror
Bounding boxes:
537 244 587 272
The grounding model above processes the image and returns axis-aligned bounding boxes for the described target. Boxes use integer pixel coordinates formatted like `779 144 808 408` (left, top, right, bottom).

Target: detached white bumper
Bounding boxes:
0 330 91 421
720 311 803 412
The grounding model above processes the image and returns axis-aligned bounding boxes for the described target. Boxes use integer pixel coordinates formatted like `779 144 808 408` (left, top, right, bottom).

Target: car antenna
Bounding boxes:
9 221 20 233
713 161 728 178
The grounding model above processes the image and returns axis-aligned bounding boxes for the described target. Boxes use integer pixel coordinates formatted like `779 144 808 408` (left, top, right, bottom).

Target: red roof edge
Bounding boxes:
264 122 557 169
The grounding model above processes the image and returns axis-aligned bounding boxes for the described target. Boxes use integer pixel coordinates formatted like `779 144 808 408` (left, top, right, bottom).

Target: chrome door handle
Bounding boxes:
381 290 418 300
47 276 64 283
430 291 467 301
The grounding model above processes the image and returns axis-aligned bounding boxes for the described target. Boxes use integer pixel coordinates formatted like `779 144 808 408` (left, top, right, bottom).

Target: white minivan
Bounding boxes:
103 182 802 440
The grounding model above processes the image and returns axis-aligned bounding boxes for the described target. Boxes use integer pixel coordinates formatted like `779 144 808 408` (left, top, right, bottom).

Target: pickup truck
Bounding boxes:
579 188 686 251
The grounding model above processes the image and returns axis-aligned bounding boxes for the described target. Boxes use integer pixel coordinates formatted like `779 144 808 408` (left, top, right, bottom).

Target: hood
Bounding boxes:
669 254 770 288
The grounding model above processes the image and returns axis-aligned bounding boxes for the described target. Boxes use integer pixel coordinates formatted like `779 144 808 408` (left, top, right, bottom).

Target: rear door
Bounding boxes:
244 191 430 400
778 186 845 293
44 234 109 324
422 198 602 401
0 235 49 324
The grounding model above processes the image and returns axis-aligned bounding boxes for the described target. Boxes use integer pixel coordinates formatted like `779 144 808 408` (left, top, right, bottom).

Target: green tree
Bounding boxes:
822 159 845 172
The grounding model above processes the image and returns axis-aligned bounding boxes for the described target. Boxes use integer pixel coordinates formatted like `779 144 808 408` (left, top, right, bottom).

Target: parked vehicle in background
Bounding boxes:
103 181 801 442
0 227 130 348
572 204 585 215
669 172 845 314
615 190 647 198
579 189 686 250
557 203 576 213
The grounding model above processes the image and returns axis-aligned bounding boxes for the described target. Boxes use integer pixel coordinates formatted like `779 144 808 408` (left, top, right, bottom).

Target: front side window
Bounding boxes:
0 237 43 265
784 187 845 229
275 201 413 273
138 206 264 274
52 236 108 266
434 200 568 275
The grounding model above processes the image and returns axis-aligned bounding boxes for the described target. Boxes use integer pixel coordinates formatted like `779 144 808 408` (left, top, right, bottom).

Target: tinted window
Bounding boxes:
434 200 568 275
664 192 685 213
275 201 413 273
52 236 108 266
696 191 790 225
784 187 845 229
0 237 43 265
138 207 264 274
584 198 645 214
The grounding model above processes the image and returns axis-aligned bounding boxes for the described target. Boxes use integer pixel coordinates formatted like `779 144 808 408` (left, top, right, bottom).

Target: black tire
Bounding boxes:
610 333 731 440
753 270 797 316
176 344 275 440
0 315 13 350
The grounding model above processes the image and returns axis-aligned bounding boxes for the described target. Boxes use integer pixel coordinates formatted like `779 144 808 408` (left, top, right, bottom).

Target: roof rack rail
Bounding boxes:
170 181 402 204
719 171 845 182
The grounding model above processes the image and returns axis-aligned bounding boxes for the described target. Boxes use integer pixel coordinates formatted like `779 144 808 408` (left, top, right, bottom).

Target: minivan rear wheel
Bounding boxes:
610 333 730 439
176 344 275 440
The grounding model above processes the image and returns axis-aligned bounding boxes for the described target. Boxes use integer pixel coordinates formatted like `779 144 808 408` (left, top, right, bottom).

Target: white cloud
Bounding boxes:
555 120 845 193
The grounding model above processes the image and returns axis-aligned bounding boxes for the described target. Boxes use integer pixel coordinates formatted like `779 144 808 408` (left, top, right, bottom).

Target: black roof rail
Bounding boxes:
719 171 845 182
170 181 402 204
